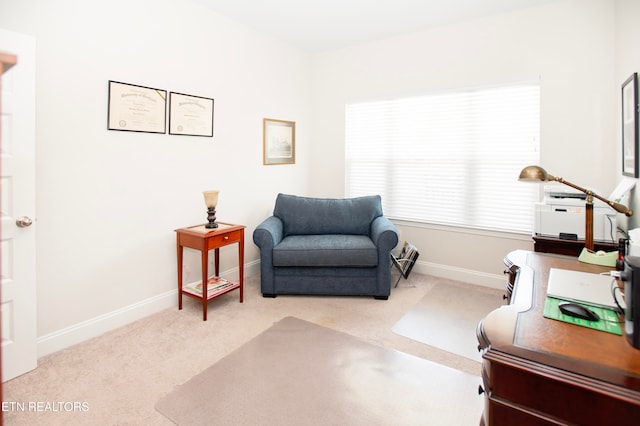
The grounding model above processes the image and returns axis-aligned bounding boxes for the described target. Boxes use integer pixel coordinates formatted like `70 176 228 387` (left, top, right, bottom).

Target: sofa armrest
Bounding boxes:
370 216 399 252
253 216 284 250
253 216 284 296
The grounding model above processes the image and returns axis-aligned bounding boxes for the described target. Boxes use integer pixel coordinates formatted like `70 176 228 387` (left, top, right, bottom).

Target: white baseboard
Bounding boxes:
37 289 177 358
411 260 506 291
36 260 493 357
37 261 261 358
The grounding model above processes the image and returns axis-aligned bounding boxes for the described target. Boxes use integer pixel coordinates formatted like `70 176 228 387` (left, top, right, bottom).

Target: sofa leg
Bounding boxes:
374 295 389 300
262 293 277 298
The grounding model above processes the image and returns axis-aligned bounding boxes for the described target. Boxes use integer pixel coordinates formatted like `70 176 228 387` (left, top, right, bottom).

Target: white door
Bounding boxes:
0 28 37 381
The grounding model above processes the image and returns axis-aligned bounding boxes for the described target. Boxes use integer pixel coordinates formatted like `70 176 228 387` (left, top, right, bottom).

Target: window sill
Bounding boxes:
390 218 531 241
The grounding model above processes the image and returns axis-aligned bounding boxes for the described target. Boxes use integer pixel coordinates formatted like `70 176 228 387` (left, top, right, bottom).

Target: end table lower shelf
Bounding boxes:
182 277 241 300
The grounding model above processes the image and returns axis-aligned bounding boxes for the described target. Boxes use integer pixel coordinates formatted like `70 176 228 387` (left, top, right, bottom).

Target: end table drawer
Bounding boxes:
208 229 242 248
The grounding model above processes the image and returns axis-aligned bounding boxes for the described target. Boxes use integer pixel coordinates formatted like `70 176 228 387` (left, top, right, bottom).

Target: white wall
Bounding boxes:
1 0 637 356
615 0 640 229
309 0 621 286
0 0 311 354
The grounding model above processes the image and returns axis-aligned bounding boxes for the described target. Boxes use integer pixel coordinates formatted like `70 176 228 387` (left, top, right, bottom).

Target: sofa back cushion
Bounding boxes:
274 194 382 236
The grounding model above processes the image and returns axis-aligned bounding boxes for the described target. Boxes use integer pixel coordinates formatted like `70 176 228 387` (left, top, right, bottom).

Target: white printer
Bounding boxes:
534 185 617 243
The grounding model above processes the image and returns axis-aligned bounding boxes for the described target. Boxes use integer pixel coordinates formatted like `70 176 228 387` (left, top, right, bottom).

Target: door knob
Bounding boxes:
16 216 33 228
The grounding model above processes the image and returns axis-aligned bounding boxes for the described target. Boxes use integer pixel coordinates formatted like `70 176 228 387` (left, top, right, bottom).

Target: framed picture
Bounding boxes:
263 118 295 165
622 72 639 177
108 81 167 133
169 92 214 137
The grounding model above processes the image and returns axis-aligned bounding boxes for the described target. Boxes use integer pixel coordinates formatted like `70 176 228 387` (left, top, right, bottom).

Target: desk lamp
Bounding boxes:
518 165 633 251
203 190 219 228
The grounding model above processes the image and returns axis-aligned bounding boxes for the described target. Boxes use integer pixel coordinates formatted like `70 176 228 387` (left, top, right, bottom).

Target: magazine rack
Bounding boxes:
391 242 419 287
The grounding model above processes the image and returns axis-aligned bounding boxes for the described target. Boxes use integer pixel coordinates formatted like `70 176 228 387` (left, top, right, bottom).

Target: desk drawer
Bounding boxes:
488 355 640 425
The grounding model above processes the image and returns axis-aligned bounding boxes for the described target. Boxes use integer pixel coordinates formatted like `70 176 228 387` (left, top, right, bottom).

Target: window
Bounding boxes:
345 81 540 233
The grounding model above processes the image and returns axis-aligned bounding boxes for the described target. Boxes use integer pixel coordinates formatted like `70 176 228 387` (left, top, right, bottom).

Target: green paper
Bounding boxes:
543 297 622 335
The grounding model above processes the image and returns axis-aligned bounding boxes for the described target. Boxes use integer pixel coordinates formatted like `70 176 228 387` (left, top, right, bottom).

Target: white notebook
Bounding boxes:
546 268 618 309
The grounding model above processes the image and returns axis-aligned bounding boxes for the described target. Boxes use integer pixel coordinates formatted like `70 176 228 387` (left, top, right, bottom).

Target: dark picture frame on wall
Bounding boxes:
107 81 167 134
622 72 639 177
168 92 214 137
263 118 296 165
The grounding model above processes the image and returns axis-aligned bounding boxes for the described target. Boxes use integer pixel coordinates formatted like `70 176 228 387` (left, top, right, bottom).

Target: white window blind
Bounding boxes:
345 82 540 233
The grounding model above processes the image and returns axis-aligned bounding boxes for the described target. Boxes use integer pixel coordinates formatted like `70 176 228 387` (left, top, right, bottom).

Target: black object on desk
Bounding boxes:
558 301 600 321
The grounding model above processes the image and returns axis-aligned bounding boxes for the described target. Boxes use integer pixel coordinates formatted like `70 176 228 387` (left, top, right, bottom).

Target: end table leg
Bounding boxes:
239 232 244 303
177 243 183 310
202 247 208 321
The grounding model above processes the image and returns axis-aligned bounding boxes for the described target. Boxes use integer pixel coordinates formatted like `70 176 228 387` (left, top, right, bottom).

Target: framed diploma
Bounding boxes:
169 92 214 137
263 118 296 165
622 73 639 178
107 81 167 133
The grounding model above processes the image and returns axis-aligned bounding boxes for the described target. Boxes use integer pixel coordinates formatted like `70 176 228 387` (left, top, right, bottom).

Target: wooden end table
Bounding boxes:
175 223 245 320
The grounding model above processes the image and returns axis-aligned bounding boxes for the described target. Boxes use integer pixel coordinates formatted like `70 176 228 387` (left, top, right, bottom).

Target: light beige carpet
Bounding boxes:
3 273 484 425
155 316 483 426
392 281 505 362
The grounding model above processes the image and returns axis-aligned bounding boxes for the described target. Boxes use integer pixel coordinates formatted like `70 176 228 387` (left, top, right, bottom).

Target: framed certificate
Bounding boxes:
263 118 295 165
107 81 167 133
169 92 214 137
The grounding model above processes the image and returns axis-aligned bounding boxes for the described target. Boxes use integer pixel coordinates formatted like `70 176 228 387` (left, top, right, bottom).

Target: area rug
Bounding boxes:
156 316 483 426
392 282 505 362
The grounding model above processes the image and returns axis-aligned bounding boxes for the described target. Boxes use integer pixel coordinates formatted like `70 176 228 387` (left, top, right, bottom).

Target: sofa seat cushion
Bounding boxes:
273 235 378 267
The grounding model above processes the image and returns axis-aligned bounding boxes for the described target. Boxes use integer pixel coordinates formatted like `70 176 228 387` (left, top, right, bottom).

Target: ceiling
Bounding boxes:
194 0 563 52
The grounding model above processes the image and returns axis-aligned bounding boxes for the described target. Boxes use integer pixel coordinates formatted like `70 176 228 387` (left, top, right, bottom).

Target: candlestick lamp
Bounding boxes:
203 190 219 228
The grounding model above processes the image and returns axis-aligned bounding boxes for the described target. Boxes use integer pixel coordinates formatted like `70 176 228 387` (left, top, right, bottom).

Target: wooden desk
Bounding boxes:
477 250 640 425
175 223 245 321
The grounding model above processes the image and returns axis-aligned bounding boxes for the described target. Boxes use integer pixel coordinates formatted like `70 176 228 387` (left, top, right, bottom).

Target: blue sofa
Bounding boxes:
253 194 399 299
